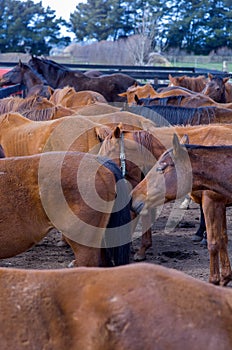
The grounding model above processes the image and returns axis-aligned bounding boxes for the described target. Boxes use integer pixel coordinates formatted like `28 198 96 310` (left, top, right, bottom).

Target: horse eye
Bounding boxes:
156 162 168 173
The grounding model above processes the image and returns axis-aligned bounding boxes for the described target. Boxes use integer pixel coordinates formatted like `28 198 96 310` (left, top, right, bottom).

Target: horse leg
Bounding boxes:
64 236 101 267
191 203 206 242
202 194 229 285
218 208 232 286
134 210 153 261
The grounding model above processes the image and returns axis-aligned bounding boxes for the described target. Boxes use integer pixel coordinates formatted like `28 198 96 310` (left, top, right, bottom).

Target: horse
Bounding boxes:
99 123 232 261
20 105 75 121
0 94 55 115
129 103 232 126
135 93 232 109
28 56 137 102
0 60 54 98
0 151 131 267
49 86 107 109
168 74 207 92
40 56 103 77
84 110 158 130
202 73 232 103
119 82 195 106
0 113 116 156
131 135 232 286
75 102 122 116
1 262 232 350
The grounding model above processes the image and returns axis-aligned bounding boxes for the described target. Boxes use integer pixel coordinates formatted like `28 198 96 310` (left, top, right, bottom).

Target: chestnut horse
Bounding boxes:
49 86 107 109
1 263 232 349
169 73 232 103
168 74 207 92
0 94 55 115
119 82 194 106
131 135 232 285
0 151 131 267
99 124 232 261
0 60 54 98
28 56 136 102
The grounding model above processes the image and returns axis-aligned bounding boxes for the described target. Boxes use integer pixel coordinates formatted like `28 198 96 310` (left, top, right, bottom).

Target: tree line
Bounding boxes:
0 0 231 56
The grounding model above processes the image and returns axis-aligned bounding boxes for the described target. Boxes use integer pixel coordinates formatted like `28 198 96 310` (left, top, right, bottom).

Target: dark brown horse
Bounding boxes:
202 73 232 103
0 151 131 267
131 135 232 286
1 263 232 350
28 56 137 102
135 93 232 109
0 60 54 98
130 102 232 125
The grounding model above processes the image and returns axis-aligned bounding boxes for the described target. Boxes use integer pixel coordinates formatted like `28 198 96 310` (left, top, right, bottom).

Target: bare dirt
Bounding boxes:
1 200 232 287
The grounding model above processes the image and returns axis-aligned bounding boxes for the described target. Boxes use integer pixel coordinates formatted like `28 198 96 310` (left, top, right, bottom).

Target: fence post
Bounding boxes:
222 61 228 73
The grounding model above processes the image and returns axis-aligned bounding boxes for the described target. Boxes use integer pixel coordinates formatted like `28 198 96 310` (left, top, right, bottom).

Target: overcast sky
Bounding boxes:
31 0 87 38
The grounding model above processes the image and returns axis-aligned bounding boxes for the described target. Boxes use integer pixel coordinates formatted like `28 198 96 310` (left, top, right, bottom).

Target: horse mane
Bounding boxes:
21 107 55 121
129 104 217 126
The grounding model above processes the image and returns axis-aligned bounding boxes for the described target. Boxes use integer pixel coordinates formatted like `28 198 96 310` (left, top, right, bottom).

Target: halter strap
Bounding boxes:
119 131 126 178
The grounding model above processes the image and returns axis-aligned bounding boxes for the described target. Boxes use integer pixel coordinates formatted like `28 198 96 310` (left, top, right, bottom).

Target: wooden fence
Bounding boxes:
0 62 231 98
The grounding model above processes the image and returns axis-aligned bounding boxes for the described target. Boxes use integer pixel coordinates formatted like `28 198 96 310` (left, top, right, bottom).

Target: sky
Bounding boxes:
32 0 87 38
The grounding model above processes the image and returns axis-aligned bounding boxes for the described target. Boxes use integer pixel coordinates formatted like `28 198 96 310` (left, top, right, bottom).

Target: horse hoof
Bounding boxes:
200 238 208 247
133 252 146 262
220 274 232 287
191 234 203 242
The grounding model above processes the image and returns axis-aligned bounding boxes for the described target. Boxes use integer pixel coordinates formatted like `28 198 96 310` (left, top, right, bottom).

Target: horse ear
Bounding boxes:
223 77 230 84
134 94 139 104
208 73 213 80
18 59 22 66
118 92 127 97
168 74 173 80
95 126 112 141
172 134 181 157
179 134 189 145
113 124 123 139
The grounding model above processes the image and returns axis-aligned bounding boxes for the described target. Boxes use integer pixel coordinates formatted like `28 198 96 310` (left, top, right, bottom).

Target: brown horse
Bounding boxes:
131 135 232 285
19 105 75 121
28 56 136 102
49 86 107 109
0 94 55 115
119 82 194 106
0 113 114 156
99 124 232 261
0 151 131 266
1 263 232 350
168 74 207 92
202 73 232 103
0 60 54 98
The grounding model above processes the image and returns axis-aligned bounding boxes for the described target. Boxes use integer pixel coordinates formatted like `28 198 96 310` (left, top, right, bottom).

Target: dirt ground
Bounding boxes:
1 200 232 287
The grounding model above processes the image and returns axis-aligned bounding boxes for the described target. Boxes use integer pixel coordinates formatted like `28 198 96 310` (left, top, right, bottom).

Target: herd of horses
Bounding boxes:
1 56 232 348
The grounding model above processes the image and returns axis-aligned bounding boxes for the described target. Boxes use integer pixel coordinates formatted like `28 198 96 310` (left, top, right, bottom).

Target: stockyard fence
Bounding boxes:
0 62 231 99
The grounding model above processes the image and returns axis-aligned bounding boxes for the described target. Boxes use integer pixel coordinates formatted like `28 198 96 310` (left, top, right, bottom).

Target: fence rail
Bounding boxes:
0 62 231 98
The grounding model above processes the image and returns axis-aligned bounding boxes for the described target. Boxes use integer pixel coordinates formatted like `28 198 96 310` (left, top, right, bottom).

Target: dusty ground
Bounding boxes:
1 199 232 287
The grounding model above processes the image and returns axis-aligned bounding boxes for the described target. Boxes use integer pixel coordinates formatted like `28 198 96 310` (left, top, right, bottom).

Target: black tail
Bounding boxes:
97 157 131 266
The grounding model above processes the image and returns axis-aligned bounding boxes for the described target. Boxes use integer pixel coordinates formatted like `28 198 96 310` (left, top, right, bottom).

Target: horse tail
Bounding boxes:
97 157 131 266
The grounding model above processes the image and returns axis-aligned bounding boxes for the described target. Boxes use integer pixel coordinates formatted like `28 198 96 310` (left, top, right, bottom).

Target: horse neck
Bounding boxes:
187 146 232 198
22 68 43 89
